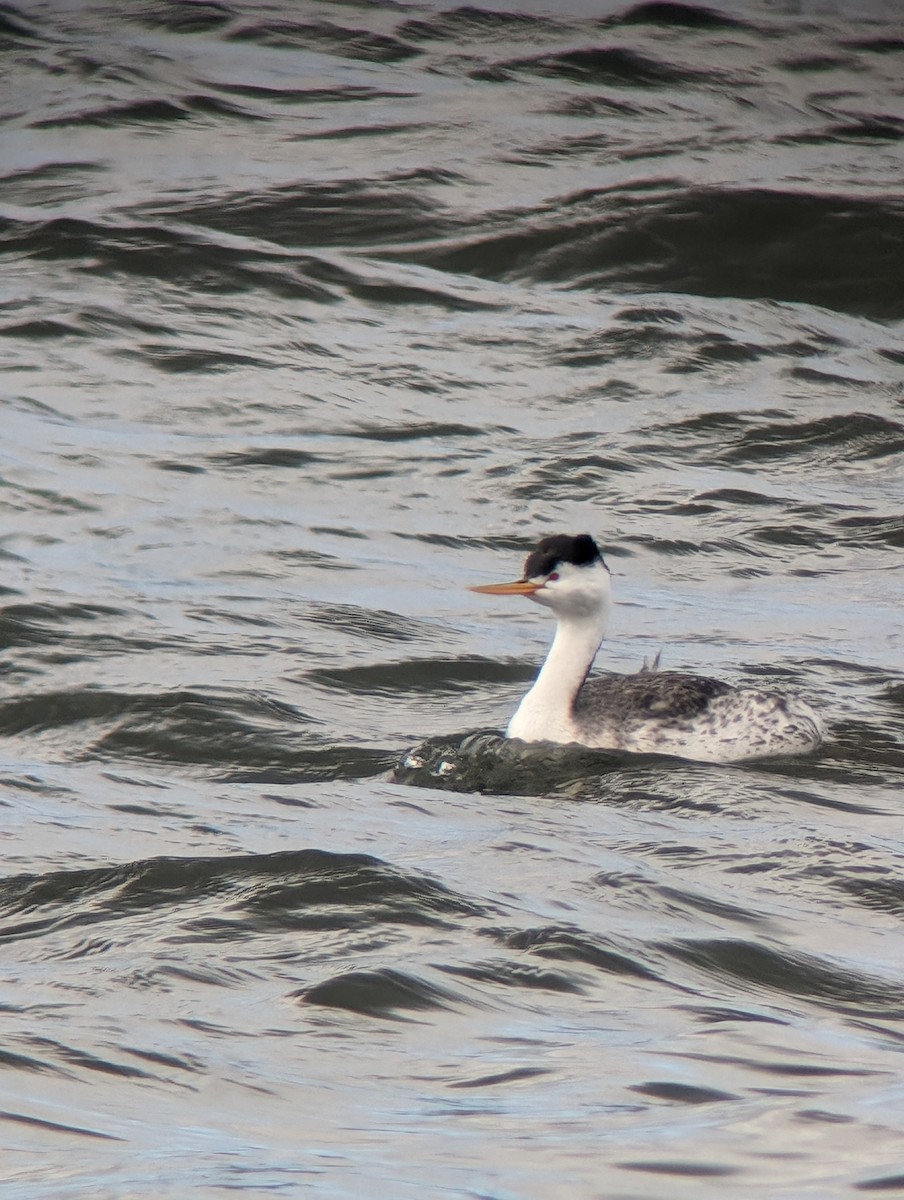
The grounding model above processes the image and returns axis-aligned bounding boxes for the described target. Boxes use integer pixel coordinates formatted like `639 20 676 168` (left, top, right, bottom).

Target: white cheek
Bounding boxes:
528 587 554 608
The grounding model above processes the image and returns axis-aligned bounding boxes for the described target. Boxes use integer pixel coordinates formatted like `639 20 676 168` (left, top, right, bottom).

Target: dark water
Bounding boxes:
1 0 903 1195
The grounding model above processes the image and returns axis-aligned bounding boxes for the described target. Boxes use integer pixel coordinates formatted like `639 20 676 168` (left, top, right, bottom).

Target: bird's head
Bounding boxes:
470 533 610 620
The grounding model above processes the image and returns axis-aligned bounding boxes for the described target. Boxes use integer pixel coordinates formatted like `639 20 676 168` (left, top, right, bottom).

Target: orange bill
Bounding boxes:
469 580 542 595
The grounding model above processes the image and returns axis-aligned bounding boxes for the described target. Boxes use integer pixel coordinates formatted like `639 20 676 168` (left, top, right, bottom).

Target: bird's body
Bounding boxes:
471 534 825 764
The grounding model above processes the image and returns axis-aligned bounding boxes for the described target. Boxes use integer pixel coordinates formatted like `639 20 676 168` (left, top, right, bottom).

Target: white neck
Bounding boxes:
507 604 608 743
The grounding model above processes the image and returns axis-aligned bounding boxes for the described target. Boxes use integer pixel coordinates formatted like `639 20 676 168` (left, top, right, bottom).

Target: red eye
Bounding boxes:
548 571 559 581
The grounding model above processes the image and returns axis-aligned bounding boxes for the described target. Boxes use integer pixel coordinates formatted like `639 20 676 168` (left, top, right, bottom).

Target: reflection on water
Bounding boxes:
1 0 902 1195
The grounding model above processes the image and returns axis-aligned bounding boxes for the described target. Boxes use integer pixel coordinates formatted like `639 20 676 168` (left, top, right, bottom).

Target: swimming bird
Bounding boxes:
470 534 825 763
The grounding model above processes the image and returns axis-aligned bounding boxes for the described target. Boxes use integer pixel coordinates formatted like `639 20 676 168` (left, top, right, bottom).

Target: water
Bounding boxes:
1 0 902 1195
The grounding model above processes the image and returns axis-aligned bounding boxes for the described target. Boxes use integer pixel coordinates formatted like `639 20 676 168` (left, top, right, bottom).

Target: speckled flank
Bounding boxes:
571 681 825 763
571 673 825 762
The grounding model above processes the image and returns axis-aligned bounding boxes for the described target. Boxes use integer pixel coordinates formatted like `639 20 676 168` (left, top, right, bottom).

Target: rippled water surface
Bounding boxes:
2 0 903 1195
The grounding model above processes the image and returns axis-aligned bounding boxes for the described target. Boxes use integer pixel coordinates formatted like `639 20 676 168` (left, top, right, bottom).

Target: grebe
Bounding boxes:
470 534 825 763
